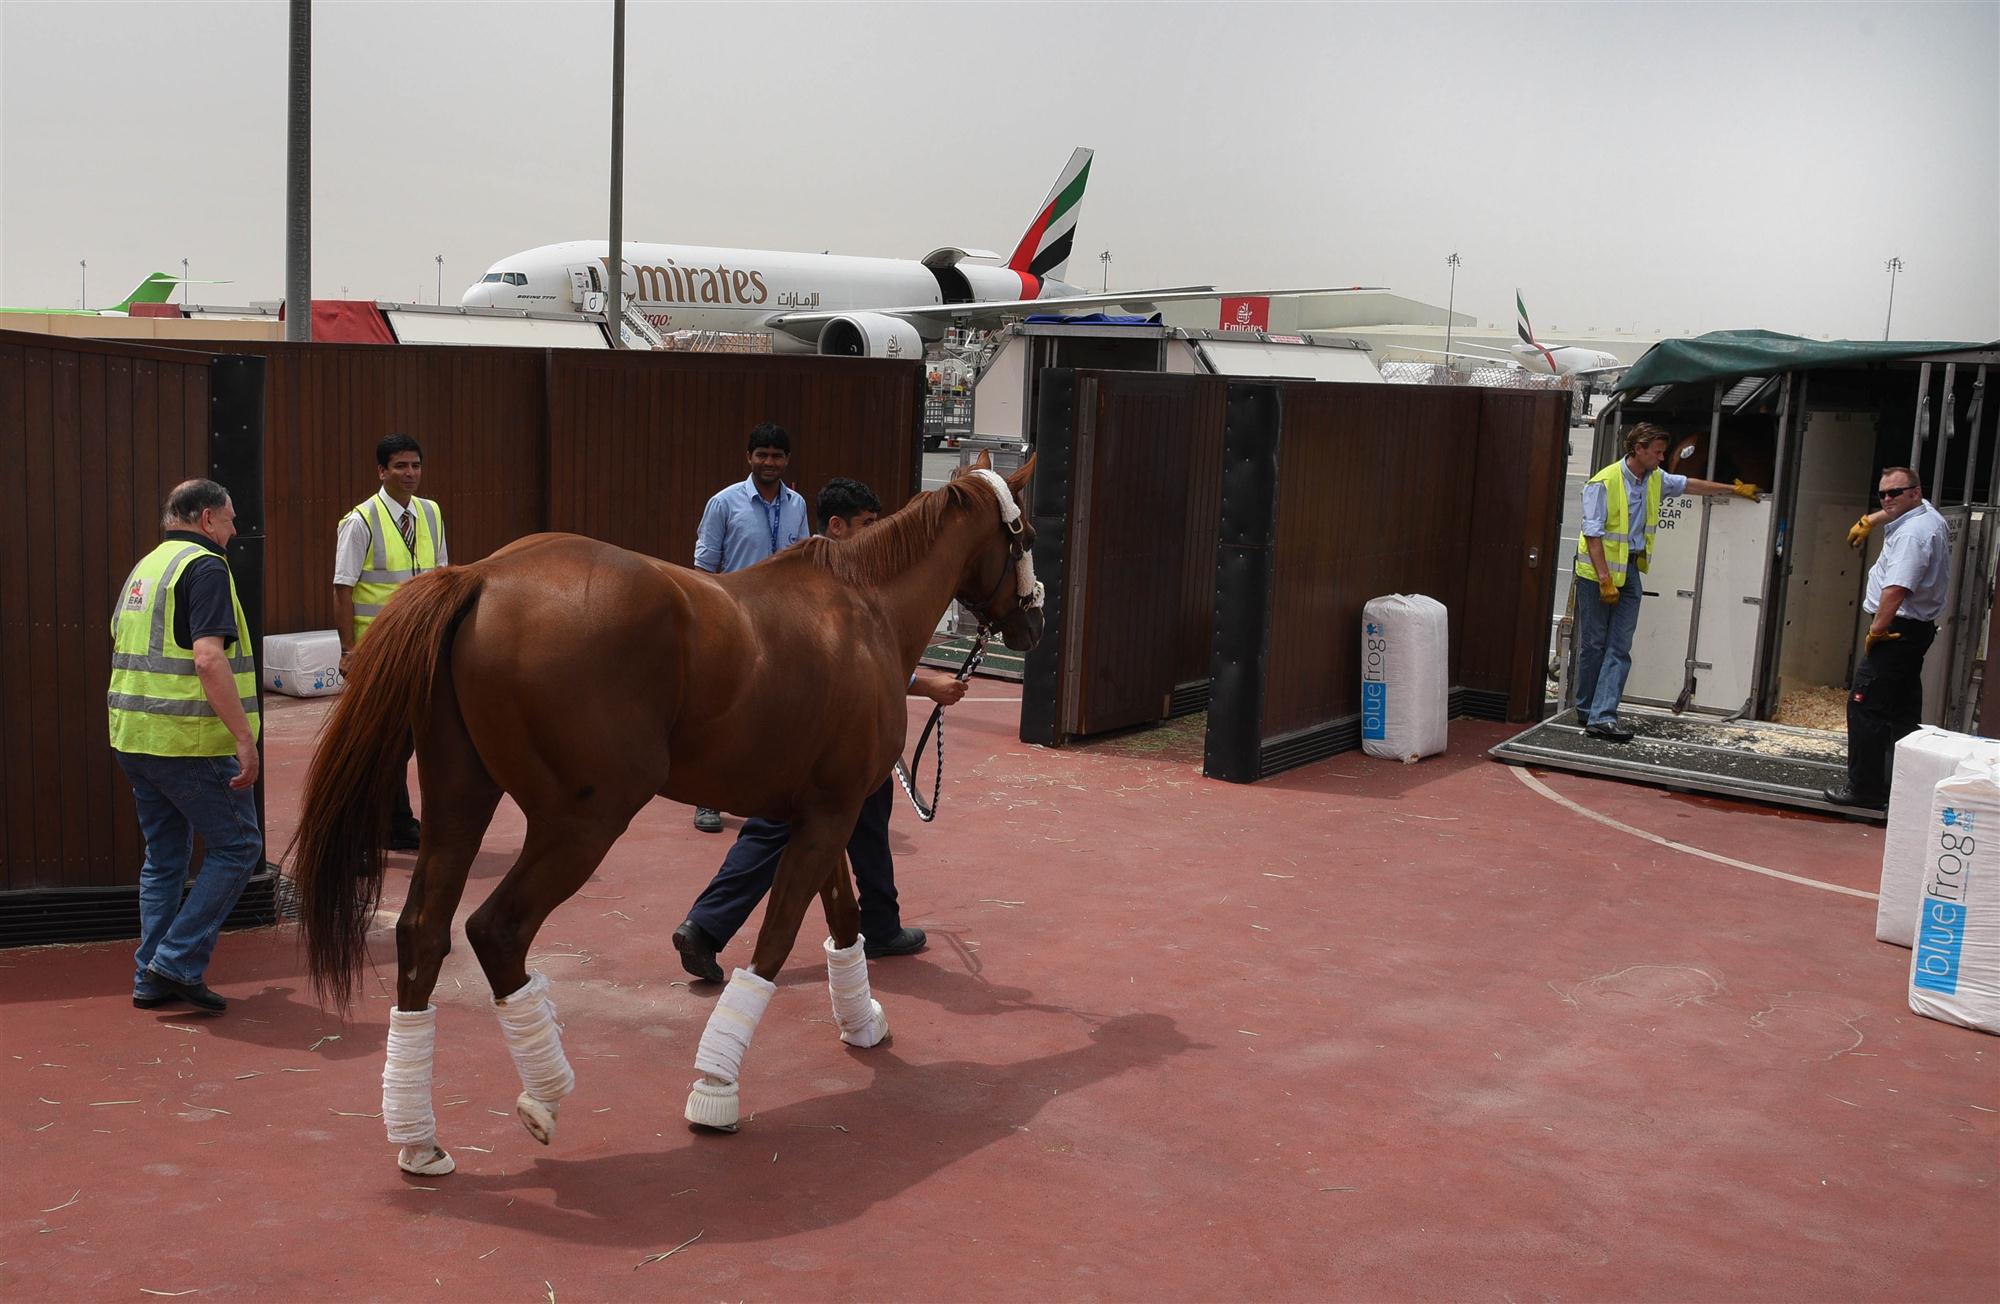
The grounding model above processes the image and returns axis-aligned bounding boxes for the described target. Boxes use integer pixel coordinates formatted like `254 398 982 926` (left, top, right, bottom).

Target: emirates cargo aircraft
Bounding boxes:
461 148 1375 355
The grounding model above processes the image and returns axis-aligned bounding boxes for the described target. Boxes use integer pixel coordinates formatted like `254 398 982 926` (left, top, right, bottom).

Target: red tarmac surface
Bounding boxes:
3 687 1996 1302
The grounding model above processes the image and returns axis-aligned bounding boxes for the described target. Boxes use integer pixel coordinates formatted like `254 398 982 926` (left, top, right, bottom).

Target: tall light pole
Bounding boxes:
1099 249 1111 292
284 0 311 340
435 254 444 306
79 259 87 310
1883 257 1904 341
1444 252 1461 371
606 0 626 346
181 257 189 306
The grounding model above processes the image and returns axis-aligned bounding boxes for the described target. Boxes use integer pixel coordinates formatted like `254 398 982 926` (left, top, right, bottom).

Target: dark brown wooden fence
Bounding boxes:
545 351 925 564
1207 379 1569 781
0 332 270 927
1019 367 1568 775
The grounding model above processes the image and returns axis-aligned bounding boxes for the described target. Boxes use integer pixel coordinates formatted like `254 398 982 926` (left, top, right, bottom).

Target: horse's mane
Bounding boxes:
795 472 999 587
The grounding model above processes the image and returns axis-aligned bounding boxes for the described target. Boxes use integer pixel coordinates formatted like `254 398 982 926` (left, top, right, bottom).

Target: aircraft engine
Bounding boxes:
817 313 924 360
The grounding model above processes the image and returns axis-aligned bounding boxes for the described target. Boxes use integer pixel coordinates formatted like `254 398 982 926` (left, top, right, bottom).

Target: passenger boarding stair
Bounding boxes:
617 298 666 350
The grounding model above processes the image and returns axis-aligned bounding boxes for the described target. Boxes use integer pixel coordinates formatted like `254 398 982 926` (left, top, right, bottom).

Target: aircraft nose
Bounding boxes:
460 284 492 307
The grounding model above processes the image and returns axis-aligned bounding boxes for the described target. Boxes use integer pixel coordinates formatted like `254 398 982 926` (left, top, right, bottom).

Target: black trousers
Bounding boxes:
1845 615 1936 800
686 777 901 951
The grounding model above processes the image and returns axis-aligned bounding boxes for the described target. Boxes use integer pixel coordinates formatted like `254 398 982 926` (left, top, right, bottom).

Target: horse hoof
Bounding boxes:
685 1077 740 1131
397 1143 455 1176
516 1092 557 1145
838 999 890 1049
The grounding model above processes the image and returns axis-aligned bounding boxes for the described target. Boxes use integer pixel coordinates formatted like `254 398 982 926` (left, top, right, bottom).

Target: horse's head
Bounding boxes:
952 452 1044 652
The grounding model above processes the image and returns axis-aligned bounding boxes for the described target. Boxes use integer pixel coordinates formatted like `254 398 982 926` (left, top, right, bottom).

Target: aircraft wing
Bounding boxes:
1390 344 1522 367
762 285 1386 329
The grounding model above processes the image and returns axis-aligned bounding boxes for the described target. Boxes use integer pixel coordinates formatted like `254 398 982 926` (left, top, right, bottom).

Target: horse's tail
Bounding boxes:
290 564 486 1011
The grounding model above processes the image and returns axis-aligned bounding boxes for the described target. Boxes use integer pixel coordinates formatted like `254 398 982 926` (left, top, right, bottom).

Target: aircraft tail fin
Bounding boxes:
1007 147 1093 283
111 272 232 314
1516 289 1560 373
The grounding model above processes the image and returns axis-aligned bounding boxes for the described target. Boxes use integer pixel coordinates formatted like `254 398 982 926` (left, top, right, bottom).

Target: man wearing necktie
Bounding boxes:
690 423 812 833
333 433 449 851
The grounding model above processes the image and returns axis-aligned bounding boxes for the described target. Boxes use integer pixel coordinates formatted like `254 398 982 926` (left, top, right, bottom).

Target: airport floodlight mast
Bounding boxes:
1099 249 1111 292
1444 252 1461 367
1883 257 1904 341
285 0 310 340
606 0 626 347
435 254 443 305
79 260 86 310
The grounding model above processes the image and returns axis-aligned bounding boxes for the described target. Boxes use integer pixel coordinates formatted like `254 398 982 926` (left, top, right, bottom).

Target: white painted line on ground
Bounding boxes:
1511 767 1878 901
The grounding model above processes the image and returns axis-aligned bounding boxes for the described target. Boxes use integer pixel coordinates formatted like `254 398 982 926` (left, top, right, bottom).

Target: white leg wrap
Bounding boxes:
494 971 574 1145
384 1005 454 1175
824 935 890 1048
692 968 776 1084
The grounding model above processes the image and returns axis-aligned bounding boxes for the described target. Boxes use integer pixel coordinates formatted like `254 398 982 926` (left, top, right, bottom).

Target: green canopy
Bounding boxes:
1613 330 1993 394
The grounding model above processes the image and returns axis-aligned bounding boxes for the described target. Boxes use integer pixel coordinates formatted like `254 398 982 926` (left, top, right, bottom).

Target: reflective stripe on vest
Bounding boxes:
106 540 262 756
349 495 442 644
1575 461 1661 587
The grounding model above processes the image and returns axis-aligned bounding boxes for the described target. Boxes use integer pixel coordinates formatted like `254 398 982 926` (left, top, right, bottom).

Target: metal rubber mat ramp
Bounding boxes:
1491 707 1882 820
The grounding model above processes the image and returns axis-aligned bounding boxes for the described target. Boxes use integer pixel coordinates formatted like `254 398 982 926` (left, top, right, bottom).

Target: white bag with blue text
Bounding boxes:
1907 758 2000 1035
1878 727 2000 946
1360 594 1448 763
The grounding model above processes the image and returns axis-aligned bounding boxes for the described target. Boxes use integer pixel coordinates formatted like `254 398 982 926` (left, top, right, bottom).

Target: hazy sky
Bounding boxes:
3 1 1995 339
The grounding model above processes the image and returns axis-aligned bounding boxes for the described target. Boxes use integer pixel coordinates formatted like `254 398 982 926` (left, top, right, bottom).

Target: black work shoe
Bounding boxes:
132 989 176 1009
1583 719 1635 743
673 920 724 983
1822 784 1887 812
147 971 227 1013
387 821 422 852
864 927 927 959
693 807 723 834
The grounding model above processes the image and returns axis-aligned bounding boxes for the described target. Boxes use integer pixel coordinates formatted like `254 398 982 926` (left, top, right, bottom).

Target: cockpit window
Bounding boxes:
505 273 528 286
481 272 528 286
481 272 504 283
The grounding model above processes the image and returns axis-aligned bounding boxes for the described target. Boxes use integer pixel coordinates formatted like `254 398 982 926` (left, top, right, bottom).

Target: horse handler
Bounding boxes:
108 480 263 1015
674 477 959 980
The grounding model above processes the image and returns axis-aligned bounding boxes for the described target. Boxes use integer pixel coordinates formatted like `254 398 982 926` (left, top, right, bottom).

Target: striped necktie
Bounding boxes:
399 508 417 554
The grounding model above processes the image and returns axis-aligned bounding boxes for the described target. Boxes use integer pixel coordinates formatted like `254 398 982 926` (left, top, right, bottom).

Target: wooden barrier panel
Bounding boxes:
0 332 273 936
1026 368 1565 762
546 351 924 564
1021 370 1229 744
174 341 548 637
1207 380 1569 782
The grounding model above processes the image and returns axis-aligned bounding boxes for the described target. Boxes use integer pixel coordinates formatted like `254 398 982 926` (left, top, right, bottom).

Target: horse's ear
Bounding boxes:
1007 453 1036 493
969 449 993 472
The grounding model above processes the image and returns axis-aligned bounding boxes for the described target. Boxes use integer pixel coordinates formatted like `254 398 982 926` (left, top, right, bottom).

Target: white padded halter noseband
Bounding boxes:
965 468 1043 609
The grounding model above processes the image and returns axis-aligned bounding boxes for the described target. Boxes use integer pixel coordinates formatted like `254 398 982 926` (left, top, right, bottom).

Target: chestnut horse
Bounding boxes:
290 456 1041 1176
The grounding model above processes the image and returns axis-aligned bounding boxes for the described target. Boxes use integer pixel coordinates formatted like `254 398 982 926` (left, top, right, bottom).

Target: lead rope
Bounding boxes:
892 626 990 822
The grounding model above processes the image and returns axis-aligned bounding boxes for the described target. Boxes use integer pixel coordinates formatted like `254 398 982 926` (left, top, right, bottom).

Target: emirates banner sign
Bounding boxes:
1219 296 1270 332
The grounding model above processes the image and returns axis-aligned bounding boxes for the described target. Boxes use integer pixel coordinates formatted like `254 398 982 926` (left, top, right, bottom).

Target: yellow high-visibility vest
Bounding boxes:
106 540 260 756
347 494 442 645
1575 461 1662 588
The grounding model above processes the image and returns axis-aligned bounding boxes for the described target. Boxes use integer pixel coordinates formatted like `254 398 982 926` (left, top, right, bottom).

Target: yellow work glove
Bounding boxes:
1847 514 1876 549
1732 479 1762 501
1597 574 1619 605
1865 628 1901 651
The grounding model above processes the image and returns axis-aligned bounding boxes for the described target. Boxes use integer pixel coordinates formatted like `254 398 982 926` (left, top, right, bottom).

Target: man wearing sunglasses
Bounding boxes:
1574 423 1761 742
1825 468 1952 811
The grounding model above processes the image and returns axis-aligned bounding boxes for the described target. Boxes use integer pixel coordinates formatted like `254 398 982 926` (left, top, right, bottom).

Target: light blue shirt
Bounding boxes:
1867 499 1952 621
1581 461 1690 556
694 475 812 573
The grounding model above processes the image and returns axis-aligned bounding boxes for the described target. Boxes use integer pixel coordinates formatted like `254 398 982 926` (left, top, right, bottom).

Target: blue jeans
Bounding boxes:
1573 571 1643 726
115 750 263 991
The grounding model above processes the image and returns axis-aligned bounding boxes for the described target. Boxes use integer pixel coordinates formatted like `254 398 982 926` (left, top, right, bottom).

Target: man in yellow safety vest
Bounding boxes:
109 479 263 1015
334 433 447 849
1574 422 1760 741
